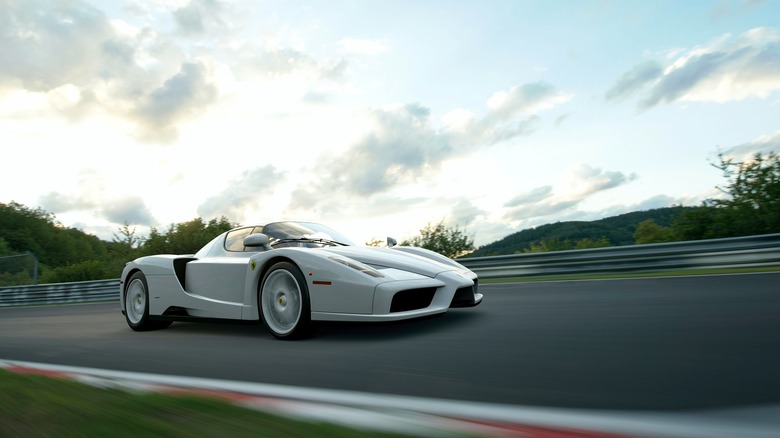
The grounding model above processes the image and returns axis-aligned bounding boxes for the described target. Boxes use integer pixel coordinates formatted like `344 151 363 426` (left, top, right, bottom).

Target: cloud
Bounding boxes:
721 129 780 160
133 61 218 142
503 164 637 222
0 2 224 142
197 166 285 221
449 199 486 226
290 103 451 204
39 192 156 226
567 163 637 197
0 1 121 92
447 81 568 147
504 200 581 222
628 194 679 211
38 192 96 213
504 186 554 208
609 27 780 109
288 82 570 215
592 195 679 219
102 197 157 225
486 81 572 121
1 2 353 144
604 60 663 101
173 0 227 35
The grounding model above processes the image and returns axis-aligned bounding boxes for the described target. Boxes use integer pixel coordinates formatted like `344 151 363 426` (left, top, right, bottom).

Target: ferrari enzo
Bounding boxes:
120 221 482 339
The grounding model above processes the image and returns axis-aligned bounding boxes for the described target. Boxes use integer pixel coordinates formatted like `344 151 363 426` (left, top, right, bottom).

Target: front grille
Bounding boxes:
390 288 437 313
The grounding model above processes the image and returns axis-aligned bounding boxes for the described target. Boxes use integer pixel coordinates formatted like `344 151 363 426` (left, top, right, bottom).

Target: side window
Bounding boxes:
224 228 253 252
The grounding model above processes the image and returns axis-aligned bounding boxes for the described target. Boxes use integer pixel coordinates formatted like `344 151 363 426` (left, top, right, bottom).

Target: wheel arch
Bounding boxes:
121 267 144 308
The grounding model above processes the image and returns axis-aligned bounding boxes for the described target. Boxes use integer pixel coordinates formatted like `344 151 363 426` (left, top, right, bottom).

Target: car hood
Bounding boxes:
318 246 455 278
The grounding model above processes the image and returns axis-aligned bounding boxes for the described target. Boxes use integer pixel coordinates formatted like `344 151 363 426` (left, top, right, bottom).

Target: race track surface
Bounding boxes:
1 273 778 411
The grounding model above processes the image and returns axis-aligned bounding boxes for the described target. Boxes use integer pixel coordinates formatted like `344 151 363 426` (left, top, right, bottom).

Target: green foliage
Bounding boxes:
470 207 692 257
40 260 116 284
364 237 384 247
520 239 570 254
401 220 475 258
520 236 611 253
0 250 36 286
674 152 780 240
0 369 406 438
633 219 677 244
0 237 12 254
713 152 780 224
0 202 112 285
138 217 236 256
0 201 239 285
0 202 109 266
573 237 612 249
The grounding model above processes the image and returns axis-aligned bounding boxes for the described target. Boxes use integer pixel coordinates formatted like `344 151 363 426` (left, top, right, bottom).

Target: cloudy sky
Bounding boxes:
2 0 780 247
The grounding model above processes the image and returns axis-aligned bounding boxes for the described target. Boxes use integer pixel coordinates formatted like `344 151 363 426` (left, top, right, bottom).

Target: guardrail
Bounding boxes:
1 234 779 307
458 233 780 279
0 279 118 308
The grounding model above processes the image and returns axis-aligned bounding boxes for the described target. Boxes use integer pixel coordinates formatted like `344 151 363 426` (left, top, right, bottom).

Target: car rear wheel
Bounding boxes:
124 271 172 331
259 261 311 339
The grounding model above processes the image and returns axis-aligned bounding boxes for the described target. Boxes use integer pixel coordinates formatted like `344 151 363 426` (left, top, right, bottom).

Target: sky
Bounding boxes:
1 0 780 248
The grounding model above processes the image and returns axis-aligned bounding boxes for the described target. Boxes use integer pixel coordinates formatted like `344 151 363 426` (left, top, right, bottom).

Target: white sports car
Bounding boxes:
120 221 482 339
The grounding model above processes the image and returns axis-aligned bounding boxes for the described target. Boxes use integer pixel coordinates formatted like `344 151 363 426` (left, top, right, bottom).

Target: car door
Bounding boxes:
184 228 255 319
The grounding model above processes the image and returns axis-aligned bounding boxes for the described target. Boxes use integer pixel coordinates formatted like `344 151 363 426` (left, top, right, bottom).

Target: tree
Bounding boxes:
520 238 573 253
711 151 780 235
633 219 676 244
520 236 611 253
0 201 112 284
138 217 236 256
401 220 475 258
364 237 384 247
113 222 142 249
673 152 780 240
573 236 612 249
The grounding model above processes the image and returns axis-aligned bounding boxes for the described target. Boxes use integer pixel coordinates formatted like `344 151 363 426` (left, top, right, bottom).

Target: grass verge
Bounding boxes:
0 369 414 438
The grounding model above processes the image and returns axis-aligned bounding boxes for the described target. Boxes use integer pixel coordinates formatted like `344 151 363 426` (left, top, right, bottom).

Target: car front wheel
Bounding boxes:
259 261 311 339
124 271 172 331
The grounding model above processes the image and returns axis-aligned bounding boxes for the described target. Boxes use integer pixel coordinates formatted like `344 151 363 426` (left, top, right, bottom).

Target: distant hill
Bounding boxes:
466 207 694 257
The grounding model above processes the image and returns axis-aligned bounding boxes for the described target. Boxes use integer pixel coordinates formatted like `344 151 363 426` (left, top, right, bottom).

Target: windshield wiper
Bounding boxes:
272 237 347 247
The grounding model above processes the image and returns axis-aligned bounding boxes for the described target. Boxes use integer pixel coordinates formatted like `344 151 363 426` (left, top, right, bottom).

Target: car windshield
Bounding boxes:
262 221 355 247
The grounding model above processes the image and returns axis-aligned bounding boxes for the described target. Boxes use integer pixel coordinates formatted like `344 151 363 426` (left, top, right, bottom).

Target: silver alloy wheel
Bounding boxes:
261 269 302 335
126 278 146 325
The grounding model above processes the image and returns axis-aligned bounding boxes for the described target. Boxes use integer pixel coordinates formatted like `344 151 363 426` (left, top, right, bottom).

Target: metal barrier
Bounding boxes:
1 234 779 307
458 233 780 279
0 279 118 308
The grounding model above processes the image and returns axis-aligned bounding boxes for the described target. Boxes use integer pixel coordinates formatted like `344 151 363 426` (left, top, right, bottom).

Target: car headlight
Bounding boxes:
329 257 385 278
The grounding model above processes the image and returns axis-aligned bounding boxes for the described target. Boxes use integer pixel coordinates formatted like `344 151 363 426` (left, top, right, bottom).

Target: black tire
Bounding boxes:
259 261 312 340
124 271 172 331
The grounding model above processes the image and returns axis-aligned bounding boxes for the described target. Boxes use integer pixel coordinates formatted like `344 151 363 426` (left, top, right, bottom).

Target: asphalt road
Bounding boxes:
1 273 778 411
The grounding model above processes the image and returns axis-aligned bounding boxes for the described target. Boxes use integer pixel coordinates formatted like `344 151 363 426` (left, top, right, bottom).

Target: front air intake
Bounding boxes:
450 279 479 307
390 288 437 313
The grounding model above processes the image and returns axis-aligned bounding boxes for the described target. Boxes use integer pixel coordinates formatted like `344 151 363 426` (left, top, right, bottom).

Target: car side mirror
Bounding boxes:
387 237 397 248
244 233 273 250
